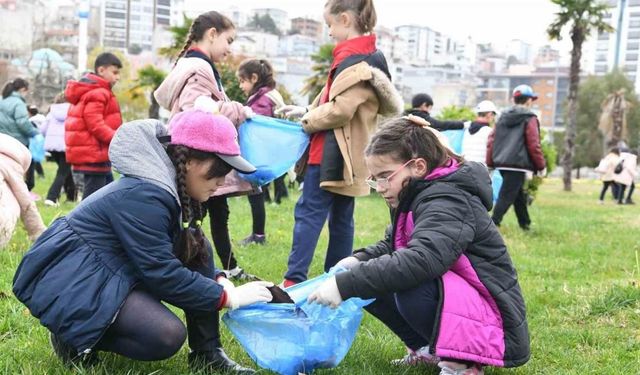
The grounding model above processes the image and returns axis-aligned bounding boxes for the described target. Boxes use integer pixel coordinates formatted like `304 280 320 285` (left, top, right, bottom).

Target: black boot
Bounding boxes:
49 333 99 368
188 348 255 374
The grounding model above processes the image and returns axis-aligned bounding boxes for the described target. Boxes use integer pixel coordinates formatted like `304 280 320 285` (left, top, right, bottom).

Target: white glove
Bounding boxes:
243 106 255 119
225 281 273 310
216 276 235 292
308 276 343 308
275 105 307 119
335 256 360 270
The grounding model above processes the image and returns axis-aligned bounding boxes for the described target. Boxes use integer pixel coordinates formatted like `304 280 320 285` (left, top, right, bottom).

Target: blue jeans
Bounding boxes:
284 165 354 283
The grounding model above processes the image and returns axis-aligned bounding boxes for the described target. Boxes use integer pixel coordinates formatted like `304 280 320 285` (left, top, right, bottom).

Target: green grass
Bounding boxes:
1 161 639 374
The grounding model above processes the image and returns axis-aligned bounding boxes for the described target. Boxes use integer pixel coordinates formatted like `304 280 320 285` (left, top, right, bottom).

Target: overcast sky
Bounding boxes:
187 0 574 52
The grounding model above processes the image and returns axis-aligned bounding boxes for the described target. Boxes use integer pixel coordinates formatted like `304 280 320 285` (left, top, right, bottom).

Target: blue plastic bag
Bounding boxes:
491 169 503 205
440 129 465 154
223 269 373 375
238 115 309 186
29 134 45 163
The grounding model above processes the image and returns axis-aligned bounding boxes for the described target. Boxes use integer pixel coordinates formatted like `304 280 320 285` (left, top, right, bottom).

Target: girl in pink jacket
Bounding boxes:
154 11 257 281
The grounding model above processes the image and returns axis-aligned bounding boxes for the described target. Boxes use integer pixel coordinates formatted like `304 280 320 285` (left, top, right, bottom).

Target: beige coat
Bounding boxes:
302 62 403 197
0 134 46 248
154 57 254 197
613 152 638 187
595 152 621 182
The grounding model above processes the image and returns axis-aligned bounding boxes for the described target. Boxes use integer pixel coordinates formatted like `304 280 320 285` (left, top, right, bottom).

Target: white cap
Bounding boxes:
475 100 497 114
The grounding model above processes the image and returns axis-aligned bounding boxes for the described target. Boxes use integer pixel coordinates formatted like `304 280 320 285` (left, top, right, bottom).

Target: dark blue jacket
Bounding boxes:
13 176 225 353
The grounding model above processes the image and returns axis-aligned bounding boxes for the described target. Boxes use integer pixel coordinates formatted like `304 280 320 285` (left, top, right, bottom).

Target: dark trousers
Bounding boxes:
364 279 439 351
46 151 76 202
207 196 238 270
492 170 531 228
284 165 354 283
25 160 35 191
247 192 266 235
83 173 111 199
599 180 618 201
96 241 220 360
34 161 45 177
627 182 635 201
261 174 288 204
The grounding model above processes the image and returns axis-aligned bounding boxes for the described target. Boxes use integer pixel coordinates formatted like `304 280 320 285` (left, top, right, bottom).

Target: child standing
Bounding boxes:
276 0 403 286
595 147 621 203
154 11 256 280
309 116 530 375
13 106 271 374
42 93 75 206
236 58 286 246
64 52 123 199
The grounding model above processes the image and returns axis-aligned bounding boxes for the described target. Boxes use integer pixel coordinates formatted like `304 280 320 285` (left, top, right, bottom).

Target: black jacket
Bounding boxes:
404 109 465 131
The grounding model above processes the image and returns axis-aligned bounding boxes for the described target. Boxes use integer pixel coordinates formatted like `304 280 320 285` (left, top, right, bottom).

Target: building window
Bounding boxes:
630 0 640 6
628 31 640 39
630 19 640 28
626 53 639 61
546 92 553 98
595 65 608 73
627 42 640 50
105 11 126 19
598 32 610 40
624 64 637 72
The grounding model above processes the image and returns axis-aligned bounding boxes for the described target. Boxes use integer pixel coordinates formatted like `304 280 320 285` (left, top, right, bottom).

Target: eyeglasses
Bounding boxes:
366 159 415 190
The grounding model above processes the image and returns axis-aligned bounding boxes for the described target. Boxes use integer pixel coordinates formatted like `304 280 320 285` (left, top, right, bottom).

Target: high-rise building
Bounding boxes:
507 39 534 65
592 0 640 91
102 0 171 52
291 17 322 41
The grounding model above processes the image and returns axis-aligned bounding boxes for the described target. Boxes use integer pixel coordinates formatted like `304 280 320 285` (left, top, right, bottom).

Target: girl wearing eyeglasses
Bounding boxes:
308 116 530 375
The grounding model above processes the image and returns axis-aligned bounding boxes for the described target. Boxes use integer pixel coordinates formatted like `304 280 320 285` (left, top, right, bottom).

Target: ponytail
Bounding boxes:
2 78 29 99
237 58 276 96
326 0 377 33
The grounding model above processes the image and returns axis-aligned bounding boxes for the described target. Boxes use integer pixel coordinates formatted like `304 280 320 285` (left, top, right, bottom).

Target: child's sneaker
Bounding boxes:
225 266 260 282
391 345 440 366
50 333 98 367
240 233 266 246
44 199 59 207
279 279 298 289
438 361 484 375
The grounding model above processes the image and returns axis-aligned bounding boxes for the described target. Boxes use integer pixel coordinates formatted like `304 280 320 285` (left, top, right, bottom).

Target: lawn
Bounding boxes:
1 161 639 374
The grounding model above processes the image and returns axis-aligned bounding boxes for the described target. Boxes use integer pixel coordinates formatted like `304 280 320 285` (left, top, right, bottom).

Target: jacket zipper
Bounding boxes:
429 277 444 355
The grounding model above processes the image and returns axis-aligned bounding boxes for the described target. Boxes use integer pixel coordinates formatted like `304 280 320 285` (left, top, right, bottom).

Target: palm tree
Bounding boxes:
547 0 614 191
131 65 166 119
301 43 335 102
159 14 192 60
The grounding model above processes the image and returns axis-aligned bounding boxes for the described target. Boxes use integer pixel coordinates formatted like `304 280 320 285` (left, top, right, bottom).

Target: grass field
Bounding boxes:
1 161 639 374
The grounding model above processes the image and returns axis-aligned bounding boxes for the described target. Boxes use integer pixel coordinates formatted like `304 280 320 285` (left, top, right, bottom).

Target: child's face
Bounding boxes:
237 73 258 96
323 9 358 42
365 154 428 208
185 159 226 202
97 65 120 86
205 27 236 62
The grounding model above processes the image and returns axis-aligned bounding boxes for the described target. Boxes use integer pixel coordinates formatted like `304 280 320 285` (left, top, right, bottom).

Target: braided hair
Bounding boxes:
237 58 276 97
167 144 232 267
175 11 235 64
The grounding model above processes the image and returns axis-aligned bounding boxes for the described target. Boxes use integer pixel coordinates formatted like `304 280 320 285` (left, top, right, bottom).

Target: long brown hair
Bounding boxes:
237 58 276 97
325 0 377 34
166 145 232 267
175 11 235 62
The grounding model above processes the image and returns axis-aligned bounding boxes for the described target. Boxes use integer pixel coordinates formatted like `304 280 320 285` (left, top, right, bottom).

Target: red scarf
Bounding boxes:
308 34 377 166
320 34 377 104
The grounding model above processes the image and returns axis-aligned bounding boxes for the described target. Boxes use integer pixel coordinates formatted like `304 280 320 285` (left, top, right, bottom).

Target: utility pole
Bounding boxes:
614 0 626 69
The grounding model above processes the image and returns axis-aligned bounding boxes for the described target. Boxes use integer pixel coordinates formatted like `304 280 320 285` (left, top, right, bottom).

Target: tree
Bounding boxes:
437 105 476 121
158 14 192 60
301 43 334 102
599 89 629 148
247 14 282 36
130 65 166 119
547 0 614 191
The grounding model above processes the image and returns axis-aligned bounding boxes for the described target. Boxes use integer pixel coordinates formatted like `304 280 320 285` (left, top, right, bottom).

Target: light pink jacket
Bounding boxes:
154 57 254 196
0 134 46 248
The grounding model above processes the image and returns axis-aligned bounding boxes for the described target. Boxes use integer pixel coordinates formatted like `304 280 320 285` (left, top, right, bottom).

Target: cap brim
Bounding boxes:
218 154 256 174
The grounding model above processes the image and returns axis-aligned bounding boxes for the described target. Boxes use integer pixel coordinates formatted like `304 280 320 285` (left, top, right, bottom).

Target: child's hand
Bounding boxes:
335 256 360 270
308 276 342 308
275 105 307 119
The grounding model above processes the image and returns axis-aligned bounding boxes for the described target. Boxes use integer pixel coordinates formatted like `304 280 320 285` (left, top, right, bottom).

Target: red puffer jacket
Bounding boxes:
64 73 122 169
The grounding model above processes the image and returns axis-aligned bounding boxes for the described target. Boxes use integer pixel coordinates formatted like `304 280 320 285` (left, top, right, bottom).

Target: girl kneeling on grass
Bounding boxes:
13 104 272 374
309 116 530 375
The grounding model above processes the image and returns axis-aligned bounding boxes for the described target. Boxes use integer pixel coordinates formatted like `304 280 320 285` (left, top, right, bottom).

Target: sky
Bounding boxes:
187 0 574 53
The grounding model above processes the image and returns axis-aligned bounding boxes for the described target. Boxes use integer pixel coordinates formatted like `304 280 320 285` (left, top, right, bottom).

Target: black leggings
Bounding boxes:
247 192 266 235
46 151 76 202
207 196 238 270
599 181 618 201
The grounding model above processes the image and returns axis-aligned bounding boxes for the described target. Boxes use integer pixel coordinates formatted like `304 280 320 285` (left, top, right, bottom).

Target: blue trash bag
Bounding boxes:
491 169 503 205
238 115 310 186
440 129 465 154
222 269 373 375
29 134 45 163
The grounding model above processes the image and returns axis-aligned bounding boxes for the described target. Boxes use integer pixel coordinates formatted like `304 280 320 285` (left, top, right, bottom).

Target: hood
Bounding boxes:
0 133 31 172
49 103 70 122
499 106 534 128
65 73 110 105
469 121 490 135
109 119 179 205
407 162 493 211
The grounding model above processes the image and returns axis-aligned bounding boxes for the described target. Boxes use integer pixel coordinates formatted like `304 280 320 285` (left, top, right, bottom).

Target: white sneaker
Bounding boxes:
44 199 59 207
391 345 440 366
438 361 484 375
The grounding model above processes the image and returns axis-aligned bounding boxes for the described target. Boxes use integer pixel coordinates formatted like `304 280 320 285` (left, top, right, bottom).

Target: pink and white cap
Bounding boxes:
169 97 255 173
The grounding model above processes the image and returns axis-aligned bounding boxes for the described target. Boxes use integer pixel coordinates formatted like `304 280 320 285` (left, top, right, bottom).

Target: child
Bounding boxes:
309 116 530 375
595 147 621 203
0 133 46 248
13 105 272 374
236 58 286 246
155 11 257 280
461 100 497 166
613 147 638 204
0 78 39 191
64 52 123 199
42 93 75 206
276 0 403 286
28 105 46 178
